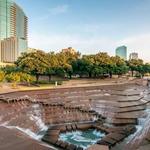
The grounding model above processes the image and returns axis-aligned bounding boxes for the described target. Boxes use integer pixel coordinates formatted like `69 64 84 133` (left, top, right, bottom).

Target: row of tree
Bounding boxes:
2 50 150 83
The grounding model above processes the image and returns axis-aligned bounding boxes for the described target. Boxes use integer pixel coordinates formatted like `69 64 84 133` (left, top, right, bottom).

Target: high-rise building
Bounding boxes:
0 0 28 62
116 46 127 60
129 52 138 60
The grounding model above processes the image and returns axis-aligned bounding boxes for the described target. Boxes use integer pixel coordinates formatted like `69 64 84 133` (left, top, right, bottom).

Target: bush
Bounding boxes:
0 71 5 82
5 73 20 83
19 73 36 84
5 73 20 88
6 72 36 86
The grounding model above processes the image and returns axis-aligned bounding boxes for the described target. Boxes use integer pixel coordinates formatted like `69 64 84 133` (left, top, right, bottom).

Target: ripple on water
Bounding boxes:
59 129 105 149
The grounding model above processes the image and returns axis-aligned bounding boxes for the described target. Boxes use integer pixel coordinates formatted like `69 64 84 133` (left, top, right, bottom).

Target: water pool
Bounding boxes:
59 129 105 149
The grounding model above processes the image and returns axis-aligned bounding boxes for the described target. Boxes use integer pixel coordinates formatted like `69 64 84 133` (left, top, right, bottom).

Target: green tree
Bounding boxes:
15 51 48 82
128 59 143 77
72 59 92 77
2 65 21 74
56 50 80 79
46 52 58 81
111 56 128 77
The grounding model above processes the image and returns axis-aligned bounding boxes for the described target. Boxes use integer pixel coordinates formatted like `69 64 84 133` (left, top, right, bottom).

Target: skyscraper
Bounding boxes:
0 0 28 62
129 52 138 60
116 46 127 60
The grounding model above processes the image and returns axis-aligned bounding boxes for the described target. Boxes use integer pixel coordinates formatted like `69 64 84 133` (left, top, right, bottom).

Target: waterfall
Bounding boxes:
29 104 48 131
125 109 150 150
0 103 48 140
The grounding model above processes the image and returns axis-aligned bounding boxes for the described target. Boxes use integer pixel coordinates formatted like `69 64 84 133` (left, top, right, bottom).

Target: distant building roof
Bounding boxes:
28 48 42 53
129 52 138 60
62 47 77 54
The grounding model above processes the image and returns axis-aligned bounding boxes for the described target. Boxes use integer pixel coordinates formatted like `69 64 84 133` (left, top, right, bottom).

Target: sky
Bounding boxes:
15 0 150 61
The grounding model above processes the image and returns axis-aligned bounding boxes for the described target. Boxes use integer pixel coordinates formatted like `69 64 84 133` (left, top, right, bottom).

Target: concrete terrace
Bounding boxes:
0 79 150 149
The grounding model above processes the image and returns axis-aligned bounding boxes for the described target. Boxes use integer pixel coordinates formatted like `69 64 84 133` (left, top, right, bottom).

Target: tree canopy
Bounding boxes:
9 50 150 80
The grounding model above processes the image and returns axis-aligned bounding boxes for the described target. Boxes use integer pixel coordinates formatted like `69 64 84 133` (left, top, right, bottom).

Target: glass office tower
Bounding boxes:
0 0 28 62
116 46 127 60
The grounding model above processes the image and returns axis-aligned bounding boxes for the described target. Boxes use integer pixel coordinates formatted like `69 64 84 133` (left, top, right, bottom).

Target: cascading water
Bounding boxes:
0 103 48 140
28 104 48 139
125 108 150 150
112 88 150 150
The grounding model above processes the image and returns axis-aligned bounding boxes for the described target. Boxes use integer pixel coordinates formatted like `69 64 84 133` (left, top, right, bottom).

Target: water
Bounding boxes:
0 104 48 140
29 104 48 132
112 89 150 150
59 129 105 149
125 108 150 149
124 89 150 149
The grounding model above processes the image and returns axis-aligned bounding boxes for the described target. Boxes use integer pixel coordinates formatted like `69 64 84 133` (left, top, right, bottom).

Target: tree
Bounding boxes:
2 65 21 74
137 63 150 77
92 65 104 78
83 52 112 78
82 55 96 77
15 51 48 82
72 59 92 77
127 59 144 77
111 56 128 77
56 51 80 79
46 52 58 82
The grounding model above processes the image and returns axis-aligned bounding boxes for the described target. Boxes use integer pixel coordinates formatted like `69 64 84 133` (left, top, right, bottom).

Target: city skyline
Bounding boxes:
0 0 28 62
16 0 150 61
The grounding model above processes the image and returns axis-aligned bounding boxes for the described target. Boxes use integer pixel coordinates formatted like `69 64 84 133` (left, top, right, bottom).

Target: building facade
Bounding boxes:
116 46 127 60
129 52 138 60
0 0 28 62
62 47 77 55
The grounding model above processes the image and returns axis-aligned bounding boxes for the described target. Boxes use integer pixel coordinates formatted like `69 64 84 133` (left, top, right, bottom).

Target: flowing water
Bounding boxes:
1 84 150 149
112 89 150 150
0 104 48 140
125 108 150 150
59 129 105 149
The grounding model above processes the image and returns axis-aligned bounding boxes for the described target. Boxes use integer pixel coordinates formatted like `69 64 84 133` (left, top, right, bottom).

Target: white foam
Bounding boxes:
126 108 150 149
28 104 48 131
104 93 111 96
0 104 48 141
59 129 105 149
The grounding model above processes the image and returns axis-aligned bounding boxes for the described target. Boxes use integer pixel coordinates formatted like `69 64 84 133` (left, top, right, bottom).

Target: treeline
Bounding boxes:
1 50 150 84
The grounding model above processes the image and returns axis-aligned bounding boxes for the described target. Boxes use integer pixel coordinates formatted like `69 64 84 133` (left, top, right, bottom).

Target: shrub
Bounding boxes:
0 71 5 83
19 73 35 84
5 73 20 88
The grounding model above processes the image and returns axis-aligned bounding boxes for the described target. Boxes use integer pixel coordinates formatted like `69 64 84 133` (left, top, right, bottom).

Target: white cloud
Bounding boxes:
38 4 69 20
28 32 116 55
49 4 69 15
28 32 150 62
117 34 150 62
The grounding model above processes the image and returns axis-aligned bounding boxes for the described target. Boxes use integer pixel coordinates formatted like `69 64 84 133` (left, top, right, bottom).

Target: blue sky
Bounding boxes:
16 0 150 61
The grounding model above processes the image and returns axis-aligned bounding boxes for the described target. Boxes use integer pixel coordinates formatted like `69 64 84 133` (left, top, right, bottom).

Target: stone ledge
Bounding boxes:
87 144 109 150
